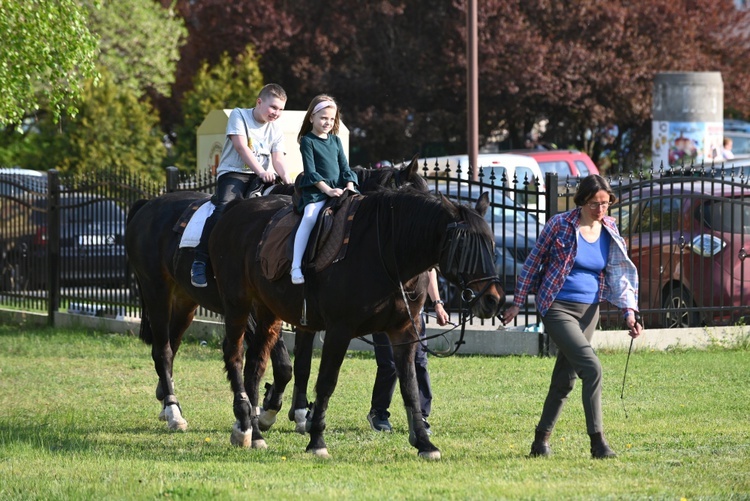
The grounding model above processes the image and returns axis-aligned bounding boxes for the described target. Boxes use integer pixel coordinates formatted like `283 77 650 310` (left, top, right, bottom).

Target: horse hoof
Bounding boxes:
158 408 167 422
419 450 442 461
293 409 307 434
307 447 330 459
164 404 187 431
230 422 253 448
251 439 268 450
258 408 278 431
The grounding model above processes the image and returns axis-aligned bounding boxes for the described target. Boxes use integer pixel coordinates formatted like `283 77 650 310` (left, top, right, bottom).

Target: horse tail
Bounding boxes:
127 199 149 226
126 199 152 344
138 296 154 345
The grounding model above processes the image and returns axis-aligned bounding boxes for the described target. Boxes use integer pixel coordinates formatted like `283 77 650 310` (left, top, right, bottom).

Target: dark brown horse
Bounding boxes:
207 189 503 459
124 160 427 431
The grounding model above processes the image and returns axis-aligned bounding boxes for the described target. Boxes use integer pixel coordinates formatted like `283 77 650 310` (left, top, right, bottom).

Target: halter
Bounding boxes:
370 201 501 356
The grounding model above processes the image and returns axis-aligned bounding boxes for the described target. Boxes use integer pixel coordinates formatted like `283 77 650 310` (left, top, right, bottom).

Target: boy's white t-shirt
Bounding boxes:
216 107 285 177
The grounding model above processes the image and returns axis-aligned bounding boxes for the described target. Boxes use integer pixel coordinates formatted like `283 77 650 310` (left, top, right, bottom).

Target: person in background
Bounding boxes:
190 83 292 287
367 268 450 434
723 137 735 160
291 94 358 285
501 174 643 459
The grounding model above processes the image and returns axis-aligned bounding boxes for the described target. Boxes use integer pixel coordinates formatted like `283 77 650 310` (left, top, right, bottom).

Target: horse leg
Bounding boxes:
144 291 194 432
392 336 441 460
288 328 315 434
224 307 278 449
258 323 293 431
155 299 196 429
305 328 350 458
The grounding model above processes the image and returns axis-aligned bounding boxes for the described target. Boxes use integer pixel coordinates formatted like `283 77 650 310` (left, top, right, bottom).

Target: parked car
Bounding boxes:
1 191 129 291
609 179 750 328
519 149 599 180
724 131 750 160
420 153 547 213
0 168 47 197
436 184 542 300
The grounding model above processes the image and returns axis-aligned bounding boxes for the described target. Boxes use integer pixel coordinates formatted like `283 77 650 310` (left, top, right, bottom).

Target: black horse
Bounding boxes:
207 189 503 459
124 160 427 432
256 161 432 433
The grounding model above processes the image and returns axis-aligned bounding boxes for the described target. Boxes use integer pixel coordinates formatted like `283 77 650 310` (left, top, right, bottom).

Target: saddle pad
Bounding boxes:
311 194 362 271
176 198 215 248
256 194 363 282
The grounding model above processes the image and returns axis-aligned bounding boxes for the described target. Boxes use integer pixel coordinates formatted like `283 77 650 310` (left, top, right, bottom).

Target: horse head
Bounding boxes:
437 192 505 318
353 154 428 193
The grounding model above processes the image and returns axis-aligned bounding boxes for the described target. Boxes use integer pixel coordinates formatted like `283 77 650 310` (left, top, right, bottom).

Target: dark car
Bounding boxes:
1 189 128 291
436 184 542 301
610 179 750 328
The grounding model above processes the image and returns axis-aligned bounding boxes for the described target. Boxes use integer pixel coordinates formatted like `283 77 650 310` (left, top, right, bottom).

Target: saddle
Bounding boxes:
172 178 279 247
257 191 363 282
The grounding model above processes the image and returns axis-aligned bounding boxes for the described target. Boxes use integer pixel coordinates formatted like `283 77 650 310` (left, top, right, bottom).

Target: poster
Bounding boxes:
652 121 724 169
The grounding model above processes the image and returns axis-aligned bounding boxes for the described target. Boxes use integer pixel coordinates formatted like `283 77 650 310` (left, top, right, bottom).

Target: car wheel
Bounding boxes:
662 285 699 328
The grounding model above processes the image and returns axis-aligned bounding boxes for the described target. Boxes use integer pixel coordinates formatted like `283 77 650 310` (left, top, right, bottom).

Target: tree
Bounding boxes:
87 0 187 98
48 71 167 182
162 0 750 171
0 0 99 127
171 46 264 174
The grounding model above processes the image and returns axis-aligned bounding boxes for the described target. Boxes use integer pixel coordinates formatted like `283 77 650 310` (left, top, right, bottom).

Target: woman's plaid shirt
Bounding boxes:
512 207 639 317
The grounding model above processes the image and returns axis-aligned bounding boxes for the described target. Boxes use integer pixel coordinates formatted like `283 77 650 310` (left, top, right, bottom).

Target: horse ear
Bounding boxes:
405 153 420 176
475 192 490 217
439 193 461 217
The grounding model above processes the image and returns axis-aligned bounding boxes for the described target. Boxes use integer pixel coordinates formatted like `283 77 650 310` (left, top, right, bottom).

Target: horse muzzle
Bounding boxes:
462 277 505 319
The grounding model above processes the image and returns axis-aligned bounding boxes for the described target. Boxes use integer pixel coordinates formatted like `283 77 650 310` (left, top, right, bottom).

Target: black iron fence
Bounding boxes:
2 164 750 331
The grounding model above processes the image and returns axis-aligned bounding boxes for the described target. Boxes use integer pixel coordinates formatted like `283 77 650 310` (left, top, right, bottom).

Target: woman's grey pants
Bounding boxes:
537 300 603 435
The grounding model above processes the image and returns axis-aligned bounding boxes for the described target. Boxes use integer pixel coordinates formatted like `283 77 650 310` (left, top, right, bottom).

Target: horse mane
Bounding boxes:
352 161 429 193
357 187 493 248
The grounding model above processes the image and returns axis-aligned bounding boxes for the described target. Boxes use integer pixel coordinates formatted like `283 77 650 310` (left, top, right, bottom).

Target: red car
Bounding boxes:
519 149 600 180
610 179 750 328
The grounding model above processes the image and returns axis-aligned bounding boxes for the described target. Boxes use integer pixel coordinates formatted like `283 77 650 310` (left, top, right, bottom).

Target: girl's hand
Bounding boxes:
328 187 344 197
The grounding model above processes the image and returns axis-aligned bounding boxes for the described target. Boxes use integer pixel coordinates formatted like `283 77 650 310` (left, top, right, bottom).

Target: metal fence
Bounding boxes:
2 163 750 331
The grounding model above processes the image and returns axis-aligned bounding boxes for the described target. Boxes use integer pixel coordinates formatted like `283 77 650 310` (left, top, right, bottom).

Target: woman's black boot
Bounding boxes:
589 432 616 459
529 430 552 457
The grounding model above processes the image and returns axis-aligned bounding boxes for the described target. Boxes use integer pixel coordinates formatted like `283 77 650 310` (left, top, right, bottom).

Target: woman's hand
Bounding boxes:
327 187 344 197
500 305 519 325
625 313 643 339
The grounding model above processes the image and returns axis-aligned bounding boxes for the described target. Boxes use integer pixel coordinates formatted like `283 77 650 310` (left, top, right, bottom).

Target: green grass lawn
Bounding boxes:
0 324 748 500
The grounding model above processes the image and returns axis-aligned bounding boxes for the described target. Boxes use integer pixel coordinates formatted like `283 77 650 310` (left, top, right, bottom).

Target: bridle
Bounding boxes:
369 202 501 356
438 221 500 310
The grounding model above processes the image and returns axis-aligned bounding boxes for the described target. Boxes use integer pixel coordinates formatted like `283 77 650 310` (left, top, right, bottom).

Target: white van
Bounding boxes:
420 153 547 212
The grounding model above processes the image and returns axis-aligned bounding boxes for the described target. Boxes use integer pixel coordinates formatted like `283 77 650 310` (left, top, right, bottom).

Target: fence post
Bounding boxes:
166 166 179 193
545 172 558 219
46 169 61 325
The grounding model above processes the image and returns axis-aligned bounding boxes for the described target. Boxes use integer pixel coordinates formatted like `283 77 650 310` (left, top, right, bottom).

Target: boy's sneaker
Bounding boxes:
191 261 208 287
367 409 392 432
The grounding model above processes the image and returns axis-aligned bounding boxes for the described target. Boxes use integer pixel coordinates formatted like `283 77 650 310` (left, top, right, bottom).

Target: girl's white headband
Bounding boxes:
312 100 336 115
